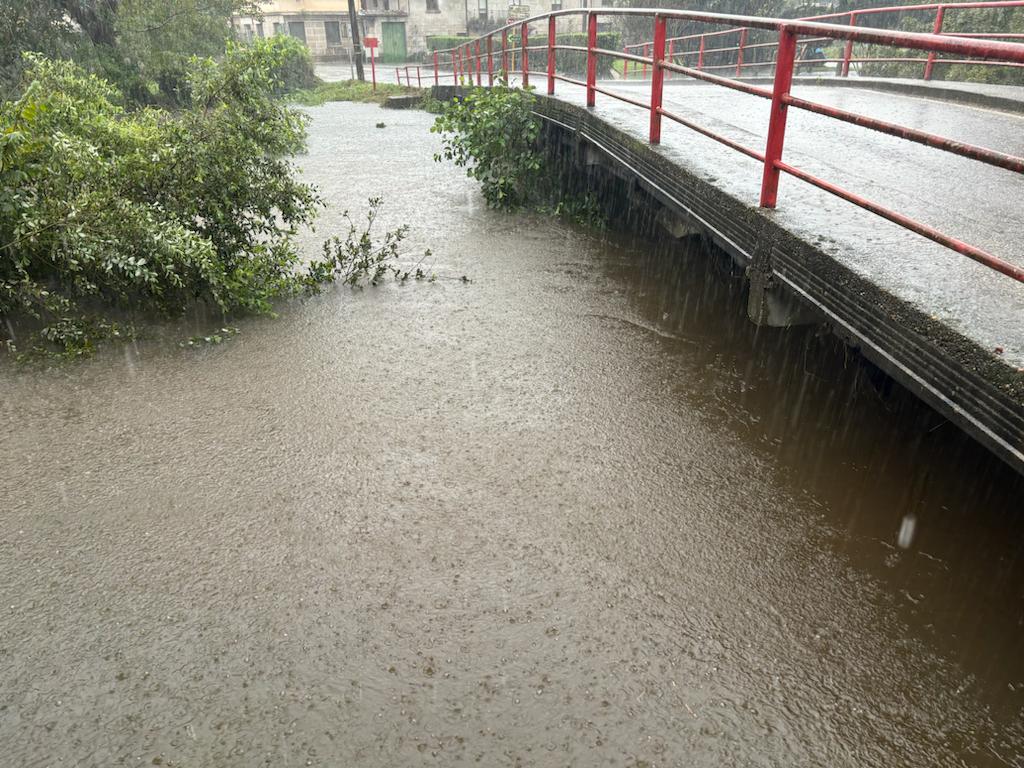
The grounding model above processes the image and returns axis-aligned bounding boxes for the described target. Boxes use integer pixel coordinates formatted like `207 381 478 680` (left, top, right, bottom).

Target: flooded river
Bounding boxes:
2 102 1023 767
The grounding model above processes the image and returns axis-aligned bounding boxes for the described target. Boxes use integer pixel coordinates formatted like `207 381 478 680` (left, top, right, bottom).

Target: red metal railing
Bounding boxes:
395 65 423 87
623 1 1024 82
427 8 1024 284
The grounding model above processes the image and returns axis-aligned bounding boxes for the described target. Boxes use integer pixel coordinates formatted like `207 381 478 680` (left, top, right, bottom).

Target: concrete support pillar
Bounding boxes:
746 223 818 328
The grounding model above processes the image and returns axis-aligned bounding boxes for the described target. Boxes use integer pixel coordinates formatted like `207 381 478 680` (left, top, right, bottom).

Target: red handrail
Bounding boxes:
625 0 1024 82
428 8 1024 284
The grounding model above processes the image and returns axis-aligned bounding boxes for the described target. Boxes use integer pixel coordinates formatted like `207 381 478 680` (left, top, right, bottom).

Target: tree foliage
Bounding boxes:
0 38 395 358
0 0 262 104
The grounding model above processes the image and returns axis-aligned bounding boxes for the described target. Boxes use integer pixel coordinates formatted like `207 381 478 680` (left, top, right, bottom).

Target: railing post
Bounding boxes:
455 49 460 84
487 35 494 86
698 34 705 70
370 48 377 90
548 15 557 94
502 29 509 80
623 47 630 80
667 38 674 81
417 65 422 88
475 40 482 86
924 5 945 80
735 28 748 77
586 12 598 106
760 26 797 209
405 64 411 86
841 12 857 77
649 14 667 144
433 51 439 86
522 22 529 88
395 67 401 85
643 43 649 79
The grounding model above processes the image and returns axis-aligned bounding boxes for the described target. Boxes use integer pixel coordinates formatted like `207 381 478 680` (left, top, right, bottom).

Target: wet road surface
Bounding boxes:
1 102 1023 767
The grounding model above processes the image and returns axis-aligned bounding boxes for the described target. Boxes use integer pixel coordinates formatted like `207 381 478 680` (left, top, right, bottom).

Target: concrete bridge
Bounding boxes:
422 4 1024 476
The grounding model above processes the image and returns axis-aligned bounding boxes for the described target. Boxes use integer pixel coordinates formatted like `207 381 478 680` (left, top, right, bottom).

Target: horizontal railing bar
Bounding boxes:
783 94 1024 173
594 47 651 65
945 32 1024 39
659 106 766 161
592 83 652 110
661 60 774 97
775 160 1024 283
803 0 1024 21
700 44 756 54
553 73 588 87
629 27 742 49
630 1 1024 49
930 58 1024 67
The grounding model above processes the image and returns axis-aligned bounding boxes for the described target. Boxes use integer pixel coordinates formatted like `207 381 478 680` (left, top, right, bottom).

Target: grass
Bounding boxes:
290 79 420 106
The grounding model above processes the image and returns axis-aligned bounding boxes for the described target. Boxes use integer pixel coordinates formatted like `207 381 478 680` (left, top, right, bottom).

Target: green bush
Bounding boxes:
427 36 473 52
0 39 406 358
431 83 604 225
431 83 541 210
857 6 1024 86
291 80 415 106
267 34 319 94
554 32 621 77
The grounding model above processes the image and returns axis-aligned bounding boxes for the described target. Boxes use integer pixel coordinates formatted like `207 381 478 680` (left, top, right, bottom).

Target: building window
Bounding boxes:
551 0 562 8
426 0 439 12
255 22 265 38
242 23 253 40
288 21 307 43
325 20 343 45
478 0 487 18
273 22 284 36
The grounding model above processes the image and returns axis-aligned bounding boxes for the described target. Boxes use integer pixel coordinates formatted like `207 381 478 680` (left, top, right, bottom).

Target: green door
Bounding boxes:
380 22 407 63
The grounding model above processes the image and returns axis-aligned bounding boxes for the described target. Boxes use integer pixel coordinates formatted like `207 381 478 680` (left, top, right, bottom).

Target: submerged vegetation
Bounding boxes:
431 83 604 226
0 38 419 360
431 83 542 211
291 80 417 107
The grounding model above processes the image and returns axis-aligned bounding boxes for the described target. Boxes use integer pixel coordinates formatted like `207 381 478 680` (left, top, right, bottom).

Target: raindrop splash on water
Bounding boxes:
897 513 917 550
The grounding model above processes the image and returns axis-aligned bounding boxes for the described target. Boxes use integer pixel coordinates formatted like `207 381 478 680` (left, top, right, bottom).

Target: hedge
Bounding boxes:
553 32 621 77
427 35 472 52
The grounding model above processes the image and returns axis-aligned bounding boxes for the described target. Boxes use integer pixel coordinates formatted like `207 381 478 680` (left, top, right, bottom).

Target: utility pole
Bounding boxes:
347 0 366 81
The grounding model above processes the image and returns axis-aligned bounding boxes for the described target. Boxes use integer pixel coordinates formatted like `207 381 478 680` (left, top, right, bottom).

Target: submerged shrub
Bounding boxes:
430 83 605 228
0 39 409 359
430 82 542 210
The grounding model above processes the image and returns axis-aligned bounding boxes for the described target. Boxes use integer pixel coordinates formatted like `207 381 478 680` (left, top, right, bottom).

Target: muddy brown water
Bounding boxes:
1 102 1022 767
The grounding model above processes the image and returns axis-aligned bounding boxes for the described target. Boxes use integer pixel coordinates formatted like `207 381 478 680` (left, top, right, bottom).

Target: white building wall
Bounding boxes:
404 0 469 53
235 11 357 59
234 0 605 59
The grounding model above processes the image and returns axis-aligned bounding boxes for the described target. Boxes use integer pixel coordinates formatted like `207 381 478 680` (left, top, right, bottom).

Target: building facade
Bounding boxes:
233 0 599 62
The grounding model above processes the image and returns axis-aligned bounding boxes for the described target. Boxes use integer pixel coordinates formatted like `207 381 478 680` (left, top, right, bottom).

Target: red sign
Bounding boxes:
363 36 378 49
